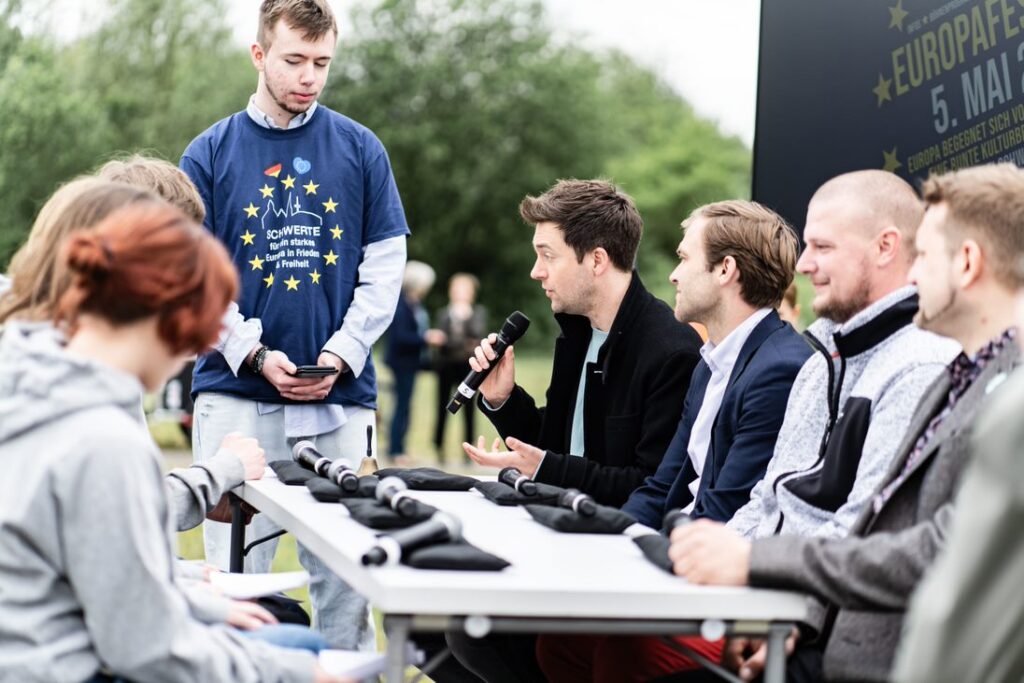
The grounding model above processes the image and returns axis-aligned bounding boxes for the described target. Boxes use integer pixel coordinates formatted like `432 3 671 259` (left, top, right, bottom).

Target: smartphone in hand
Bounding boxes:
291 365 340 378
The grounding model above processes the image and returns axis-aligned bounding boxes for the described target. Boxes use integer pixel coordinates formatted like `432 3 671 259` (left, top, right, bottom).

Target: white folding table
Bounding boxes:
228 473 807 682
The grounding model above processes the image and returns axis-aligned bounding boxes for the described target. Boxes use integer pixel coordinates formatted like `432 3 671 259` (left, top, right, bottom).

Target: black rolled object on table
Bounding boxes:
375 467 478 491
633 534 674 574
305 475 379 502
403 540 510 571
473 480 564 506
523 503 637 534
269 460 316 485
340 497 438 529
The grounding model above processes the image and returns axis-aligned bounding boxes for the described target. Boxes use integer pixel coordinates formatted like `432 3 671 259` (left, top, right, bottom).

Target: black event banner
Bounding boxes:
753 0 1024 234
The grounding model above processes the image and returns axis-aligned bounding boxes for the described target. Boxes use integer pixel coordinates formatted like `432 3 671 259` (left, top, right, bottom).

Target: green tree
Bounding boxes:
324 0 751 333
598 55 751 303
71 0 253 156
0 0 255 268
0 38 116 264
324 0 620 340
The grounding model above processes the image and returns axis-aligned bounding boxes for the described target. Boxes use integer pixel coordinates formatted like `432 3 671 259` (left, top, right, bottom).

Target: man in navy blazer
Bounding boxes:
622 312 810 527
621 203 811 529
537 200 811 683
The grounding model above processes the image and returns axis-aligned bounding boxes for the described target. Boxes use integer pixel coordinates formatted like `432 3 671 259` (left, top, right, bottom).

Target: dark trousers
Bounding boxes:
446 631 548 683
435 361 476 453
655 641 825 683
388 367 417 456
413 632 484 683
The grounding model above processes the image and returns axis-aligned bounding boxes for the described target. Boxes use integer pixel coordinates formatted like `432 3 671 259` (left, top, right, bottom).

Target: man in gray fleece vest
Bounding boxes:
665 170 961 681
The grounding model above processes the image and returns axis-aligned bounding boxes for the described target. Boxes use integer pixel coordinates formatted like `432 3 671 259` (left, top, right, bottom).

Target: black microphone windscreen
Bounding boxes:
500 311 531 343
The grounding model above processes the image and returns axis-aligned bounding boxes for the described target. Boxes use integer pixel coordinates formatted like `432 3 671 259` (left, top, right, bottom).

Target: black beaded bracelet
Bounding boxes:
250 345 270 375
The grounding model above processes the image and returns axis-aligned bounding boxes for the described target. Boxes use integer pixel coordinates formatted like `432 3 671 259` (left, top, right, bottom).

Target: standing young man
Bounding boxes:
181 0 409 649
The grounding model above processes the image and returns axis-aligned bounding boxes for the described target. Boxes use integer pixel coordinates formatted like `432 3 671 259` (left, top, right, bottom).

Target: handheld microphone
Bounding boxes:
497 467 537 496
558 488 597 517
447 311 530 414
663 508 692 531
292 441 360 493
376 476 418 517
361 511 462 566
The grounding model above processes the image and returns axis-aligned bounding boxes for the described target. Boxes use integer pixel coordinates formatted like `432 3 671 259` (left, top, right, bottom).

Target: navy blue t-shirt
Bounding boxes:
181 106 409 408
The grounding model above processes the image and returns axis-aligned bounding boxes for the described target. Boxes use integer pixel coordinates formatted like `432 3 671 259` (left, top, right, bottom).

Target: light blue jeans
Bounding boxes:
239 623 328 653
193 392 376 651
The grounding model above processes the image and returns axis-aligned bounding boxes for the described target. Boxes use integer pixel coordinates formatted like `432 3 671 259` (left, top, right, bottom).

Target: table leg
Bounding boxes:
384 615 411 682
229 493 245 573
763 623 791 683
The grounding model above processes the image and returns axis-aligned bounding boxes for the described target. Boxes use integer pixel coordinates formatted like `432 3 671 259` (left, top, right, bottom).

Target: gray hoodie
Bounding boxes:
0 323 315 683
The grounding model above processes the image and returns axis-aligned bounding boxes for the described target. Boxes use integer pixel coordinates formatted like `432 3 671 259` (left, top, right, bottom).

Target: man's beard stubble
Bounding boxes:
813 278 873 324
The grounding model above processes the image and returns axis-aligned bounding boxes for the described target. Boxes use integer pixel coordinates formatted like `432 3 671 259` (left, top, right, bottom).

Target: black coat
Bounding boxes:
480 273 703 506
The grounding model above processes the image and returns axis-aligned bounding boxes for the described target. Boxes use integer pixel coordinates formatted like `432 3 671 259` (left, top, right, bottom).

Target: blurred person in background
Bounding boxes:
433 272 488 462
385 260 445 463
777 280 802 328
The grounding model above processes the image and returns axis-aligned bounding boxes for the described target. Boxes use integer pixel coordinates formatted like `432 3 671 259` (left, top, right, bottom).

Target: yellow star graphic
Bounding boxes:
263 272 275 288
889 0 908 31
284 275 301 291
330 225 343 240
244 202 259 218
282 174 296 189
259 184 274 198
249 255 265 270
323 250 339 266
240 230 255 246
310 269 322 285
303 180 319 195
322 197 338 213
882 147 902 173
873 73 893 106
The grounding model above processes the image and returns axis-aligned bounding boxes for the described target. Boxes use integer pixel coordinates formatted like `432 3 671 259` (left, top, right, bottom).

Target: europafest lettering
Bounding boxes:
237 157 344 292
876 0 1024 174
752 0 1024 235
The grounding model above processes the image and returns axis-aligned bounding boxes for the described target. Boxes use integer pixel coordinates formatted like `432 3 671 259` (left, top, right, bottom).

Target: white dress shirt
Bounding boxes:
682 308 772 513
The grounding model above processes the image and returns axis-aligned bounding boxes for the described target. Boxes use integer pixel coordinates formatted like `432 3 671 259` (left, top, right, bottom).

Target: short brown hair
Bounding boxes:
58 204 238 354
96 154 206 223
519 179 642 271
258 0 337 49
683 200 799 308
921 163 1024 288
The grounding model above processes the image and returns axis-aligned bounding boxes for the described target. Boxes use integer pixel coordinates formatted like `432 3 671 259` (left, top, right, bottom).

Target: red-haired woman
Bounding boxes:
0 203 349 682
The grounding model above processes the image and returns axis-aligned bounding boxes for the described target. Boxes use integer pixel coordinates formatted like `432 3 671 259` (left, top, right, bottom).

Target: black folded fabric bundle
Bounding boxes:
524 504 637 534
473 480 564 506
269 460 315 485
305 475 379 503
340 497 438 529
402 540 510 571
375 467 478 491
633 534 673 574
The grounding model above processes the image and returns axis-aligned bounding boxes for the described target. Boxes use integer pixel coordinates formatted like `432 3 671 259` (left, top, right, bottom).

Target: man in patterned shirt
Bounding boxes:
668 163 1024 683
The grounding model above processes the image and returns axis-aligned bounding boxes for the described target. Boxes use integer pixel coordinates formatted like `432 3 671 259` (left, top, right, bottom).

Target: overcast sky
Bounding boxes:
49 0 761 145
